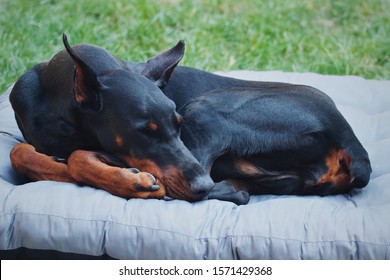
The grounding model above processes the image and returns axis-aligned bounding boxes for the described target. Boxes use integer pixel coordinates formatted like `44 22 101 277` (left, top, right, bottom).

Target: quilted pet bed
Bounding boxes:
1 71 389 259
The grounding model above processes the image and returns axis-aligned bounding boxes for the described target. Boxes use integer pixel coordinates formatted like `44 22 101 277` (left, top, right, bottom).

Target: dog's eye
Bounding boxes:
139 122 158 136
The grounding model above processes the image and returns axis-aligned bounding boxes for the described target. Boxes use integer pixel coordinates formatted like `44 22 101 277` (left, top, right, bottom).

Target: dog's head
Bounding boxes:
63 34 214 201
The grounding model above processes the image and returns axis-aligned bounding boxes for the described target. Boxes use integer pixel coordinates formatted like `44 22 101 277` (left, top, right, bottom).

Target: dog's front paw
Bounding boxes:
67 150 166 199
131 169 159 191
115 168 165 199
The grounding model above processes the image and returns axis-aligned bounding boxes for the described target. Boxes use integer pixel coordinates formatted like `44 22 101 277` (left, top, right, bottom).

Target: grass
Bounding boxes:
0 0 389 93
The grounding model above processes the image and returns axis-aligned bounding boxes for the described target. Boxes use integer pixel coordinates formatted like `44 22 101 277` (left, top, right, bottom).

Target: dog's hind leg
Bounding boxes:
207 179 250 205
209 153 305 196
10 143 76 183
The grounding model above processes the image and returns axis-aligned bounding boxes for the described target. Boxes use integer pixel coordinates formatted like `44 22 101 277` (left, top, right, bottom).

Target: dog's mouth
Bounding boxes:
158 167 207 201
152 167 208 201
155 168 213 201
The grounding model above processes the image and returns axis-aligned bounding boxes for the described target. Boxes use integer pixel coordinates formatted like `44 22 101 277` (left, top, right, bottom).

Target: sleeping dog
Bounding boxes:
9 35 371 204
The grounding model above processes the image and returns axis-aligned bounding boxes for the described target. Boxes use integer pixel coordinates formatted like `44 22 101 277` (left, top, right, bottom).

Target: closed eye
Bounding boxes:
138 122 158 136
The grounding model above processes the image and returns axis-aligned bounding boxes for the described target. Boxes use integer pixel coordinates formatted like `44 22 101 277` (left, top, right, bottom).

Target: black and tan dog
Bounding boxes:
9 34 371 204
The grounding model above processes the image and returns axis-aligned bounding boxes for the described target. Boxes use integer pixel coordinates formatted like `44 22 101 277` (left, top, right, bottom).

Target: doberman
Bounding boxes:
9 34 214 202
9 34 371 204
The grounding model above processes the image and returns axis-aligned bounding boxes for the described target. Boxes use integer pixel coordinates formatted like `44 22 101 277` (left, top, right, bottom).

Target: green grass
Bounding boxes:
0 0 389 93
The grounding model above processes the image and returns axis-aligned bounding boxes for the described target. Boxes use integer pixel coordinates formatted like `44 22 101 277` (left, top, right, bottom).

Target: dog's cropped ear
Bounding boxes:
63 33 102 111
141 40 185 88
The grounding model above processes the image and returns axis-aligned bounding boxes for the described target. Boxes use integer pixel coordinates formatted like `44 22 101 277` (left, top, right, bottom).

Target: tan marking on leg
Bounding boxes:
235 159 263 176
10 143 75 183
317 149 352 190
68 151 165 199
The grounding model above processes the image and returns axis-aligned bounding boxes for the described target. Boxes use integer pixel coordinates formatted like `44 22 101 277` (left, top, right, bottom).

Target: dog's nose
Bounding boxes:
190 175 214 199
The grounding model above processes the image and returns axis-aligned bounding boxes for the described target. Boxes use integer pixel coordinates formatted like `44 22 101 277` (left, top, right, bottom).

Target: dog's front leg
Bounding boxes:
67 150 166 199
10 143 76 183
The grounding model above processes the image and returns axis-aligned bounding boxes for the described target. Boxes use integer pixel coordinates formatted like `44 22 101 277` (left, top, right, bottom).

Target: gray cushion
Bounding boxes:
1 71 389 259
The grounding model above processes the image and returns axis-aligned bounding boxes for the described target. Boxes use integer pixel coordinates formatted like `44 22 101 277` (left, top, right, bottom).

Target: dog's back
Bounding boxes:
180 86 371 195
